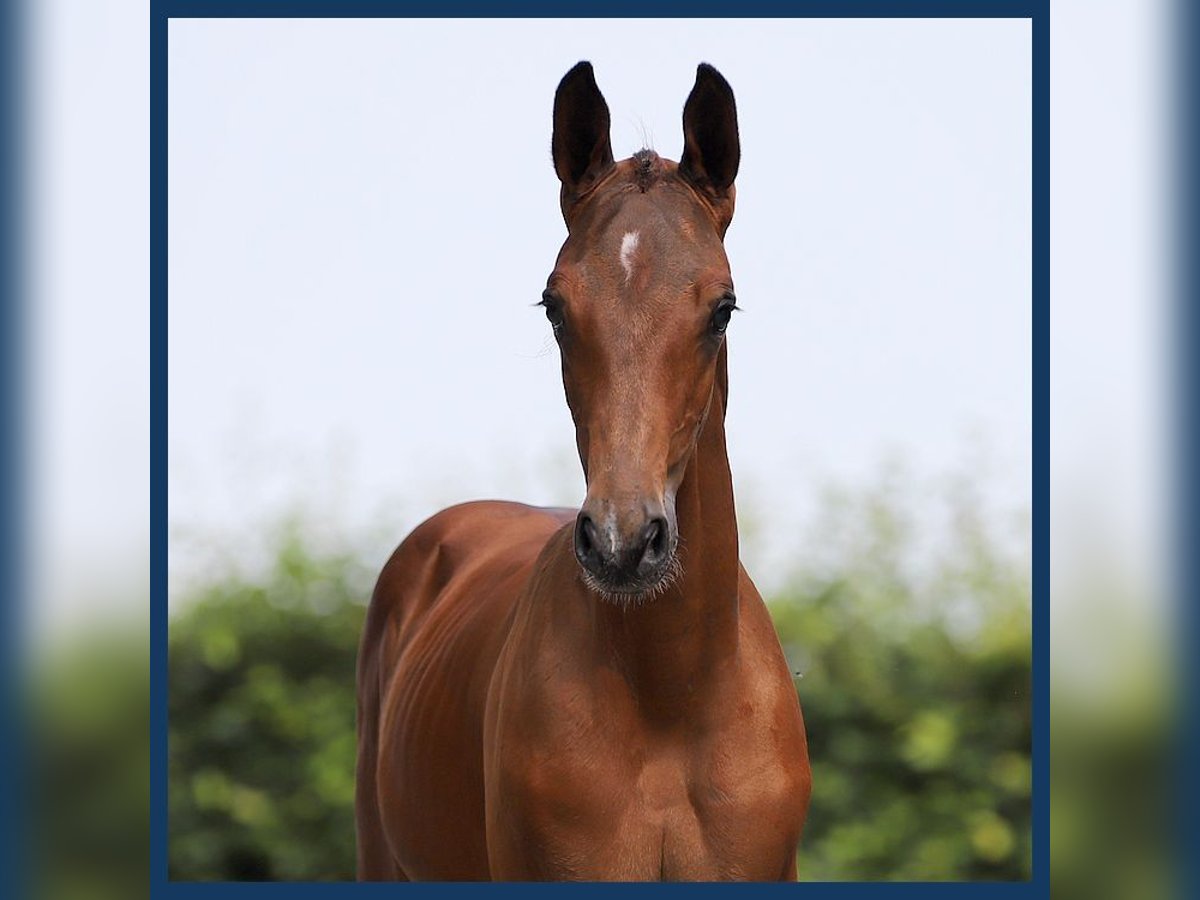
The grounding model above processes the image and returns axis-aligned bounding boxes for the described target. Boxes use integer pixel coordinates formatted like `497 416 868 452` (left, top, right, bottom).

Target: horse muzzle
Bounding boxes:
573 499 679 601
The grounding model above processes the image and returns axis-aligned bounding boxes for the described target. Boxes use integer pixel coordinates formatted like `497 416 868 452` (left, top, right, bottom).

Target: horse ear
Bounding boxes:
679 64 740 221
552 61 615 210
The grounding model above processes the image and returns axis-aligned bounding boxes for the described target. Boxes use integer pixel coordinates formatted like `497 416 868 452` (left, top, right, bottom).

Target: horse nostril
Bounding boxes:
574 514 599 567
639 517 669 565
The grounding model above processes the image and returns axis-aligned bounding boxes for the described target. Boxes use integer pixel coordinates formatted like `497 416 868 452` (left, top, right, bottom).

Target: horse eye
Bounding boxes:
540 292 565 330
710 298 738 335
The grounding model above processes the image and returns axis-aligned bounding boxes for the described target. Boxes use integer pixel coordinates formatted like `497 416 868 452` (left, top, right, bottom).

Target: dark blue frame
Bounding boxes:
1182 0 1200 897
150 1 1049 895
1 0 28 895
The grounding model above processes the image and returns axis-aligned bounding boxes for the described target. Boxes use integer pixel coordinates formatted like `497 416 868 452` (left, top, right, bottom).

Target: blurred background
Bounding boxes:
12 0 1182 896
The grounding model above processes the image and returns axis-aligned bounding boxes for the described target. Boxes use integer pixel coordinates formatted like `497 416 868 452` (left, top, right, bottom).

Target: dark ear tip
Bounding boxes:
559 60 596 88
694 62 734 97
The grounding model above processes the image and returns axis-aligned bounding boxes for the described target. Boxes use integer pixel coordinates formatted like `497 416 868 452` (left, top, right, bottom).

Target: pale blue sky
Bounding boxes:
165 18 1032 592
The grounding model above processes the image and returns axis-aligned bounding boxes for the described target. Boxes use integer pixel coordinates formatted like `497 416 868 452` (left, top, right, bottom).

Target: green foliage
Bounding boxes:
168 487 1031 881
169 529 372 880
35 632 150 900
1050 592 1172 900
775 477 1031 880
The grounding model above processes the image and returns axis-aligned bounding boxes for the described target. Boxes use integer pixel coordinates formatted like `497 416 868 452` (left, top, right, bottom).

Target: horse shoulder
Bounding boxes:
363 501 573 879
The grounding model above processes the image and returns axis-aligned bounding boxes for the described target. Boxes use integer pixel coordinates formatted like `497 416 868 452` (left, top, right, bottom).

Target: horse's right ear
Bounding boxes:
552 61 614 215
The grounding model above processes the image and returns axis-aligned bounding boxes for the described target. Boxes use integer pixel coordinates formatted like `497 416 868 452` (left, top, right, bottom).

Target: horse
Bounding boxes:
355 61 811 881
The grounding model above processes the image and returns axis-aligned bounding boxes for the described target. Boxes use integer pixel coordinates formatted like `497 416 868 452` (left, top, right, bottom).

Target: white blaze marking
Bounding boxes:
619 231 640 283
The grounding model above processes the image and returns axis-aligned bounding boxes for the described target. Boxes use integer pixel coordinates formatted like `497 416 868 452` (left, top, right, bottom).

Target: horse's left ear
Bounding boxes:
679 63 740 229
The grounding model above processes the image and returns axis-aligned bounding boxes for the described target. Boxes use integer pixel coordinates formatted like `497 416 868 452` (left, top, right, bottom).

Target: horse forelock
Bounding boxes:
632 149 661 193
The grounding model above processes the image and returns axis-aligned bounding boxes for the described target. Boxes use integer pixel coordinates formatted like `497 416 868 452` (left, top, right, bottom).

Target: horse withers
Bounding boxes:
356 61 811 881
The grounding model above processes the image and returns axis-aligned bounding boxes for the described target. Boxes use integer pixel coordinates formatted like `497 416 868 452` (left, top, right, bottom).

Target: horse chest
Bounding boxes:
619 747 787 880
488 692 804 881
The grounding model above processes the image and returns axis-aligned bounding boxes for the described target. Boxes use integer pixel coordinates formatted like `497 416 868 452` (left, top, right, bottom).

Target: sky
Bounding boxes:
163 17 1032 595
25 3 1173 638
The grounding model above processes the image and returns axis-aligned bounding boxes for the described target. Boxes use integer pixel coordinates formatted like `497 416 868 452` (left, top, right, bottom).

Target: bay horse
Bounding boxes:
356 61 811 881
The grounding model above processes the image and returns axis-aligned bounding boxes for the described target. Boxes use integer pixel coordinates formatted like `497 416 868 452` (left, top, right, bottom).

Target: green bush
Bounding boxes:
775 573 1030 879
169 531 371 880
778 477 1030 880
35 632 150 900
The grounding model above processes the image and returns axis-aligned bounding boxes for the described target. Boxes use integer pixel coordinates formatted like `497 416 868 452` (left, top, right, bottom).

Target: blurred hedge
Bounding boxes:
774 482 1031 880
168 533 370 881
169 485 1031 881
35 632 150 900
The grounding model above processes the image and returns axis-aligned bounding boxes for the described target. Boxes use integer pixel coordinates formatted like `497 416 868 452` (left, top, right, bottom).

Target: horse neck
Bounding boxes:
591 346 740 713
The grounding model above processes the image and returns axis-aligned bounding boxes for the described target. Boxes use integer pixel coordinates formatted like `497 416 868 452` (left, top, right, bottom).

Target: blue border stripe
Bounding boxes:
1178 0 1197 896
1 0 27 890
161 0 1037 18
151 0 170 893
167 882 1037 895
1029 2 1048 892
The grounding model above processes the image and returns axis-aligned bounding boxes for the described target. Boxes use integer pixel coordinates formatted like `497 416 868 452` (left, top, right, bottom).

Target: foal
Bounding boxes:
356 61 811 881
